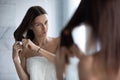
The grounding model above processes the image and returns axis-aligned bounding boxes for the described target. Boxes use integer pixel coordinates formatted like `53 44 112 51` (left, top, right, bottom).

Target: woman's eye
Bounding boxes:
35 23 42 27
45 21 48 25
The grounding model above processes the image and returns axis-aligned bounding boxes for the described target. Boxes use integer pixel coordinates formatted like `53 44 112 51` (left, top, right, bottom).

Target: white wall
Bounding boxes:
61 0 81 27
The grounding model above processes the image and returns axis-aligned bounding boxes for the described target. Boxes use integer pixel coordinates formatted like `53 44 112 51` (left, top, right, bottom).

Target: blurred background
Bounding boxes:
0 0 82 80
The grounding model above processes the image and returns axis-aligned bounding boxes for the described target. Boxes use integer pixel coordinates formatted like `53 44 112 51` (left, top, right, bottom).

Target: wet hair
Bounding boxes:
14 6 47 41
61 0 120 73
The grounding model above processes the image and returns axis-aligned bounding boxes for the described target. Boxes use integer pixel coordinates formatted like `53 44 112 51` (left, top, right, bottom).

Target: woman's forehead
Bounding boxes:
34 14 48 23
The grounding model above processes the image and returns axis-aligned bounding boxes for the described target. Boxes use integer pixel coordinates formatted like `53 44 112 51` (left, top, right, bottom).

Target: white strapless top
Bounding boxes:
26 56 57 80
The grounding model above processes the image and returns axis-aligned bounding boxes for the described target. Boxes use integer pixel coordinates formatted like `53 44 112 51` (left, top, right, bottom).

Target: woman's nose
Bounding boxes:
42 24 46 31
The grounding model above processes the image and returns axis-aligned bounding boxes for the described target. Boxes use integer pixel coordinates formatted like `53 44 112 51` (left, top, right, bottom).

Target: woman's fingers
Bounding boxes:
22 39 35 50
12 41 23 60
13 41 22 51
22 39 28 47
13 41 22 49
21 39 38 57
22 39 32 49
70 44 85 58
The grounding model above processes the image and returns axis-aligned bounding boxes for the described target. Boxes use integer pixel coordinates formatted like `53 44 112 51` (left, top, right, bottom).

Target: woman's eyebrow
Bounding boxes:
34 22 42 24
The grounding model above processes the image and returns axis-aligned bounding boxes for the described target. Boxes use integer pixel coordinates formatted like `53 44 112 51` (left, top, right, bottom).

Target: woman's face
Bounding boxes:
32 14 48 37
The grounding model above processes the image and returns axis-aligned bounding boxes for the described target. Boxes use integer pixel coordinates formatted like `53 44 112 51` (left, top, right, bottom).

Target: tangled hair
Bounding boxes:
60 0 120 73
14 6 47 41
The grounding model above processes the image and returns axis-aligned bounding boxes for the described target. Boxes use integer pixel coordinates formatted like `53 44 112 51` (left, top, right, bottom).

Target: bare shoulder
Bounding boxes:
50 36 60 41
48 37 60 52
54 37 60 43
48 36 60 44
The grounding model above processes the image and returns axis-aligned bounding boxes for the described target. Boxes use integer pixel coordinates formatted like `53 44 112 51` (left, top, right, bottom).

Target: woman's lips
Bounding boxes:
43 32 46 34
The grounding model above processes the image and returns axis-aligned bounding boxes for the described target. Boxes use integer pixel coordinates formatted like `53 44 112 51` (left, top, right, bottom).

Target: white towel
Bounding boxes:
65 56 80 80
26 56 57 80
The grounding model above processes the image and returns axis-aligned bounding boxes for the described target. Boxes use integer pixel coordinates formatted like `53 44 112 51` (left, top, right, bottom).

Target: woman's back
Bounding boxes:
79 52 120 80
56 0 120 80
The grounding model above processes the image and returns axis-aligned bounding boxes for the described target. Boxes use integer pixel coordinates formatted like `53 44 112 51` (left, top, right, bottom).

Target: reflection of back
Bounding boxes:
26 56 57 80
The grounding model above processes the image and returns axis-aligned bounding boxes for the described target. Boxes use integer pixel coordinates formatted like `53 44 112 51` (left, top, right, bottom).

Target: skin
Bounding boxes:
13 14 60 80
56 43 120 80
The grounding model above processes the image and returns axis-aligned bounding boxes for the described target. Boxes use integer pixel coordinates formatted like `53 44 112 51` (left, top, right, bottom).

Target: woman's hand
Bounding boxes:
12 41 23 62
22 39 39 52
21 39 41 58
55 44 83 80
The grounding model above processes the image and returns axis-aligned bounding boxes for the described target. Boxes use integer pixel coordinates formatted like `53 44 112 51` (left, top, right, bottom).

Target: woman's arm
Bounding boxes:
12 42 29 80
22 39 57 63
37 47 56 63
35 37 60 63
13 58 29 80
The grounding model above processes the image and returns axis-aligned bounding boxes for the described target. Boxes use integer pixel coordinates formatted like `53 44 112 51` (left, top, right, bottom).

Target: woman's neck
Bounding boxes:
33 36 48 47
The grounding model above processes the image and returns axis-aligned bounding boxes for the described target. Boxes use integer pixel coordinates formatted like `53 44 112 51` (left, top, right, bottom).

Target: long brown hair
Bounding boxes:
14 6 47 41
60 0 120 73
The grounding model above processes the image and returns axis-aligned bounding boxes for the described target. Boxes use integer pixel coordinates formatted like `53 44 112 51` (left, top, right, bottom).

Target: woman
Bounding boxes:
56 0 120 80
12 6 60 80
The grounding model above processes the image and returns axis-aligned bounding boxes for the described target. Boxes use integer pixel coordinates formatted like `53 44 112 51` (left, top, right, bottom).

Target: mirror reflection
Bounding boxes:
0 0 81 80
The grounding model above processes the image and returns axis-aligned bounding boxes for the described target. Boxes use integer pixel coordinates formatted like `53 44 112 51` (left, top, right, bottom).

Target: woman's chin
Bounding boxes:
41 33 47 37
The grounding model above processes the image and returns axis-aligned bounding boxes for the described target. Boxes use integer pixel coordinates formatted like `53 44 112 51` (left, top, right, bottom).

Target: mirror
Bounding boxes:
0 0 80 79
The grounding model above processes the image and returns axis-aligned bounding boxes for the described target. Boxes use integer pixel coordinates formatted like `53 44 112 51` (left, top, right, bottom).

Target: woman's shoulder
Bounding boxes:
48 36 60 43
48 37 60 51
51 36 60 40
